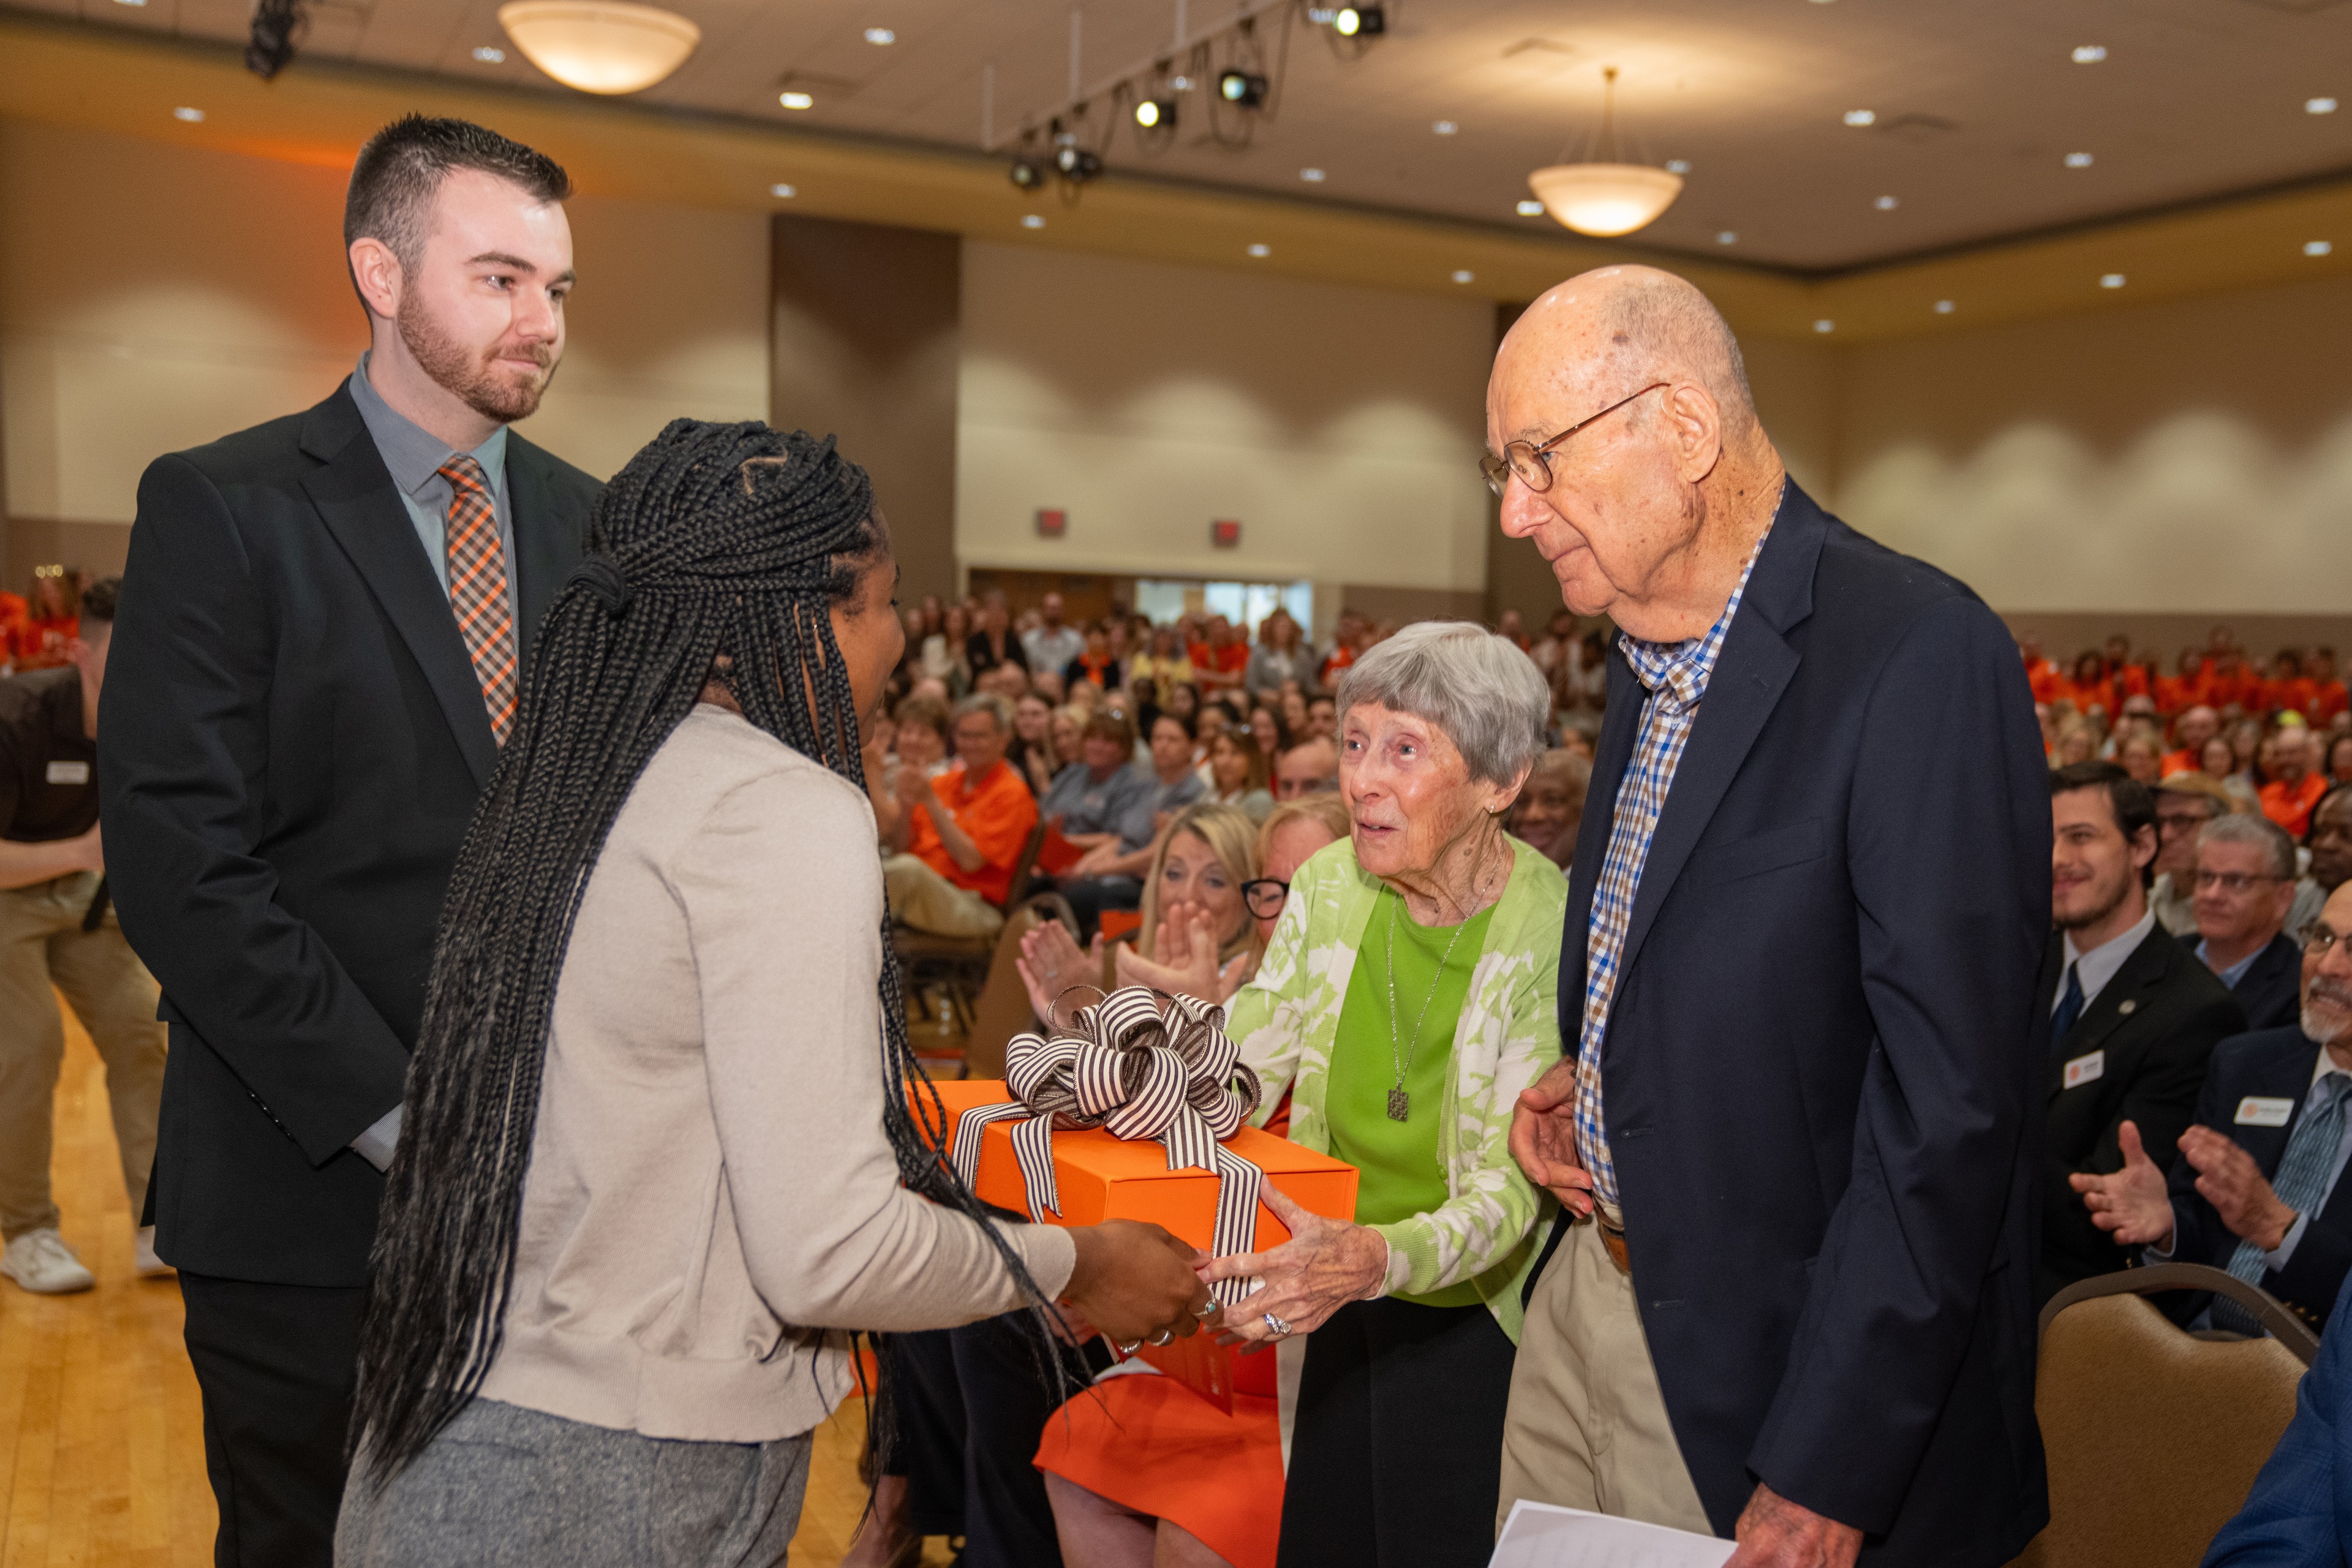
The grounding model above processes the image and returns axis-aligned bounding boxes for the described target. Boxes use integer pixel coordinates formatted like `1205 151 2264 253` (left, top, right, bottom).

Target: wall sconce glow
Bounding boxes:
1247 243 1272 257
769 183 797 198
1842 109 1875 127
780 91 815 110
172 106 206 122
1451 270 1475 284
2307 240 2335 257
2099 273 2126 288
1813 320 1834 333
2064 151 2095 168
497 1 700 94
1526 164 1684 236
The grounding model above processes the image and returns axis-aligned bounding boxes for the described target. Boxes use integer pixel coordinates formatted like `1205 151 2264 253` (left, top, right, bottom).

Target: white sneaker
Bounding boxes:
1 1227 96 1294
135 1225 175 1278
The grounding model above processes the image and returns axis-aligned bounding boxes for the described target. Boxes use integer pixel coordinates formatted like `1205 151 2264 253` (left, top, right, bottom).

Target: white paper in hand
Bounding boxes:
1490 1501 1735 1568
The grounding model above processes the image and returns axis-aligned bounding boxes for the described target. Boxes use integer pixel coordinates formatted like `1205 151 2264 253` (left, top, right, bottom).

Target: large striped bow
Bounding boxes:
949 987 1267 1305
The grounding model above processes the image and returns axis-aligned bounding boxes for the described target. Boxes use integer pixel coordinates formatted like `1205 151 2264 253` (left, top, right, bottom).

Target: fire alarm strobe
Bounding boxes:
1211 519 1241 548
1036 508 1067 537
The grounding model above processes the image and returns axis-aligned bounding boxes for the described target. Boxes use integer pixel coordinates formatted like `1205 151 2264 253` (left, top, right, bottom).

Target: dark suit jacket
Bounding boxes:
2040 924 2246 1301
2201 1274 2352 1566
1537 481 2050 1563
2165 1027 2352 1334
2232 933 2307 1033
99 384 598 1286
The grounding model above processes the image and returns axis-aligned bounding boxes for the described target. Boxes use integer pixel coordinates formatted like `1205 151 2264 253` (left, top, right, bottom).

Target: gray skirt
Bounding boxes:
335 1399 812 1568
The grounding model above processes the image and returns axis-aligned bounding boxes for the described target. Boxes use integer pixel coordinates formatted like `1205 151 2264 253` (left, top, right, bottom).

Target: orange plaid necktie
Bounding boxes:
437 455 519 744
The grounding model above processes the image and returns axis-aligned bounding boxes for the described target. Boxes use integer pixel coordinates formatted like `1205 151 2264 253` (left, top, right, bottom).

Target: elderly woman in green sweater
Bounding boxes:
1026 619 1565 1568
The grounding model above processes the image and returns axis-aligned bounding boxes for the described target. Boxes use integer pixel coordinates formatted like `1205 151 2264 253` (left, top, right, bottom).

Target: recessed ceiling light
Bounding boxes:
2071 45 2106 63
472 45 506 62
1451 270 1475 284
2310 97 2339 115
1842 109 1875 127
780 91 815 110
113 0 147 7
1517 199 1545 216
1246 243 1271 257
1813 319 1835 333
1021 214 1045 229
2306 239 2334 256
2065 151 2094 167
1306 6 1336 20
1433 119 1458 135
864 27 894 44
1934 300 1955 314
1716 230 1738 244
1874 194 1898 210
172 106 205 122
1665 159 1691 174
1300 167 1327 183
2100 273 2126 288
1171 74 1193 90
770 183 797 198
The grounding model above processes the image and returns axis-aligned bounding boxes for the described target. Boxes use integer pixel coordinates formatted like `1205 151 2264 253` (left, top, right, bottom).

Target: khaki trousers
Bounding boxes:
1497 1215 1714 1536
0 872 167 1240
883 854 1006 940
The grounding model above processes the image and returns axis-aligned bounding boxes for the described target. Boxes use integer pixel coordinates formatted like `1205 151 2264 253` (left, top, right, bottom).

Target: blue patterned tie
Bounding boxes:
2214 1074 2352 1335
2051 962 2086 1048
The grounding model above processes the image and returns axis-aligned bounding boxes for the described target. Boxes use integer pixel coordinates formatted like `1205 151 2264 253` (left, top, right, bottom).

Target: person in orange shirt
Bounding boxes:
2019 634 2063 706
15 569 78 672
0 590 28 673
2260 726 2329 837
2206 652 2258 715
2155 647 2209 718
2103 637 2151 704
2310 648 2351 727
2061 650 2113 718
879 693 1038 937
2162 704 2222 778
2266 648 2318 720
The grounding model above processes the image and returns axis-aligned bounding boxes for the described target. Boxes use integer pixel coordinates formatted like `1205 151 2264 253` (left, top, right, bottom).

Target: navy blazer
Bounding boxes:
2234 934 2308 1034
1542 482 2050 1563
2203 1275 2352 1566
99 385 600 1286
2166 1027 2352 1333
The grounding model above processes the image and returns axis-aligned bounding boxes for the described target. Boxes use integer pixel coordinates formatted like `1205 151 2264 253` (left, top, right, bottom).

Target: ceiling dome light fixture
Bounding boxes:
497 1 700 94
1526 67 1684 238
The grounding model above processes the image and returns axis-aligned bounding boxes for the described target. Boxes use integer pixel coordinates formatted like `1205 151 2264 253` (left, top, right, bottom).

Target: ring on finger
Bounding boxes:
1194 1300 1224 1323
1262 1312 1292 1338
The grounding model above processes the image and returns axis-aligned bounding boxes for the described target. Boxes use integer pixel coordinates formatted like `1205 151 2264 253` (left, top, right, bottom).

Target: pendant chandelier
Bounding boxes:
497 1 701 95
1526 67 1684 238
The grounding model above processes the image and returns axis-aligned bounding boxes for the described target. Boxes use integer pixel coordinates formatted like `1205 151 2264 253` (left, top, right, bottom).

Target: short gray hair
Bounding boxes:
952 692 1011 733
2199 811 2296 880
1336 620 1550 787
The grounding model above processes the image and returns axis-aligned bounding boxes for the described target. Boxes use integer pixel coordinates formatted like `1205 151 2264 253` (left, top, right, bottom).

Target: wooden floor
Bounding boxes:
0 1001 959 1567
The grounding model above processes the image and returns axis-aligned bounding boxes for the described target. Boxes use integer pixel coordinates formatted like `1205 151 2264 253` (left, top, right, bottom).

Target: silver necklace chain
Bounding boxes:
1383 891 1472 1123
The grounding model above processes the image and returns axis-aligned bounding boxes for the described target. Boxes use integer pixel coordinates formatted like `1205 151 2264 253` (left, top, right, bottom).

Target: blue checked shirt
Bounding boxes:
1574 526 1772 1212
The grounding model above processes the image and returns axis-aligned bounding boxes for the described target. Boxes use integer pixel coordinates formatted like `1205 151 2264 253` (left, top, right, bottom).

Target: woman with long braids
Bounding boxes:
336 420 1211 1565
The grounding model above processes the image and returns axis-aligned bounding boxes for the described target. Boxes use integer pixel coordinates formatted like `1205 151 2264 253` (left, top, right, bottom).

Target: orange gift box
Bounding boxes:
914 1077 1359 1410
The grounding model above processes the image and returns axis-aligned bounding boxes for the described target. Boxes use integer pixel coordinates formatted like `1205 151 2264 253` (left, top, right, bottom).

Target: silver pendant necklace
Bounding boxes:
1384 892 1472 1123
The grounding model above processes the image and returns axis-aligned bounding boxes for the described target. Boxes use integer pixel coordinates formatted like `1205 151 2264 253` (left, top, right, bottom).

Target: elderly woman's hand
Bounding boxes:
1200 1185 1389 1343
1016 919 1106 1028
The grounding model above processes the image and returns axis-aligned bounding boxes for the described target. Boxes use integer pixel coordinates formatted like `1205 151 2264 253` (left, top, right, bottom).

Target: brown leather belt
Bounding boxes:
1598 1214 1630 1275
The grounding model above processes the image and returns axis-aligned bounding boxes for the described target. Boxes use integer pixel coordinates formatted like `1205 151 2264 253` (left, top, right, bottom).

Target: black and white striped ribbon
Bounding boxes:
949 987 1267 1305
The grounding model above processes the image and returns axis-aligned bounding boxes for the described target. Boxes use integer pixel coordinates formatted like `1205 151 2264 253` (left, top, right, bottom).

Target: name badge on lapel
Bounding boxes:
46 761 90 786
2236 1097 2296 1128
2063 1050 2105 1090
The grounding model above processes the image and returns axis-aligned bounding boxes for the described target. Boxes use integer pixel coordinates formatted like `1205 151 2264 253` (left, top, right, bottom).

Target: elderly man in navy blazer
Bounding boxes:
2204 1255 2352 1565
1493 266 2050 1568
2077 881 2352 1337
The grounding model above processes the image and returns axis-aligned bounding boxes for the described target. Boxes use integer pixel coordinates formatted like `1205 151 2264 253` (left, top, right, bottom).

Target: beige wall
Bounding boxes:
955 240 1496 625
0 119 767 582
1835 272 2352 620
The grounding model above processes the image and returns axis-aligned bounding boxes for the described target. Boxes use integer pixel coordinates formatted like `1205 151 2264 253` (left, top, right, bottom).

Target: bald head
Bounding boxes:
1487 265 1783 641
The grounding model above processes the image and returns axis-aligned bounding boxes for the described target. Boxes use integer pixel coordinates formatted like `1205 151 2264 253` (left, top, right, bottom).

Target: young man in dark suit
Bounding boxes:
2076 881 2352 1338
2193 812 2309 1032
99 117 600 1567
2041 761 2245 1302
1497 267 2049 1567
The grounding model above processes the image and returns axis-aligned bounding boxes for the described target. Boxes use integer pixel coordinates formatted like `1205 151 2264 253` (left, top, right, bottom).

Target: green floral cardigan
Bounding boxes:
1227 834 1567 1344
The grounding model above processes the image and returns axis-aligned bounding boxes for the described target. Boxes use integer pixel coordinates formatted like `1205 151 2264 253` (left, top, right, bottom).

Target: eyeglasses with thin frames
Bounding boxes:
1480 381 1672 498
2194 870 2288 895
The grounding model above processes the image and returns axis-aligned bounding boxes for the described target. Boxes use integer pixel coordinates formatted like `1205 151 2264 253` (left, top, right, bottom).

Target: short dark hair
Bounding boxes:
1152 709 1196 742
345 116 571 274
78 575 120 625
2052 760 2157 886
1084 709 1136 750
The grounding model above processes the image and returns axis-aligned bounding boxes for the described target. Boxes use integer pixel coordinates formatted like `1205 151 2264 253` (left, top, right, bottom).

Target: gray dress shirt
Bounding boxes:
346 352 519 628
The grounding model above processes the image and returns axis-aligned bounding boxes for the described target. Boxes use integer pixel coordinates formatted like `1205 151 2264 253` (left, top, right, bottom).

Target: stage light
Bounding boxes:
1333 5 1383 37
247 0 304 80
1134 96 1175 129
1054 143 1103 181
1009 158 1047 190
498 1 701 94
1219 69 1268 107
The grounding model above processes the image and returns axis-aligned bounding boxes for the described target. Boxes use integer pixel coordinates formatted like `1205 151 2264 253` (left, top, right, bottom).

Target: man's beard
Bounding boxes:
398 301 556 424
2303 978 2352 1046
2054 876 2131 933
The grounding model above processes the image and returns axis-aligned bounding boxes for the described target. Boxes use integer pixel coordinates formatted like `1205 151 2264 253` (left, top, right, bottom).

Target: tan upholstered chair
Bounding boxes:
2011 1264 2318 1568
